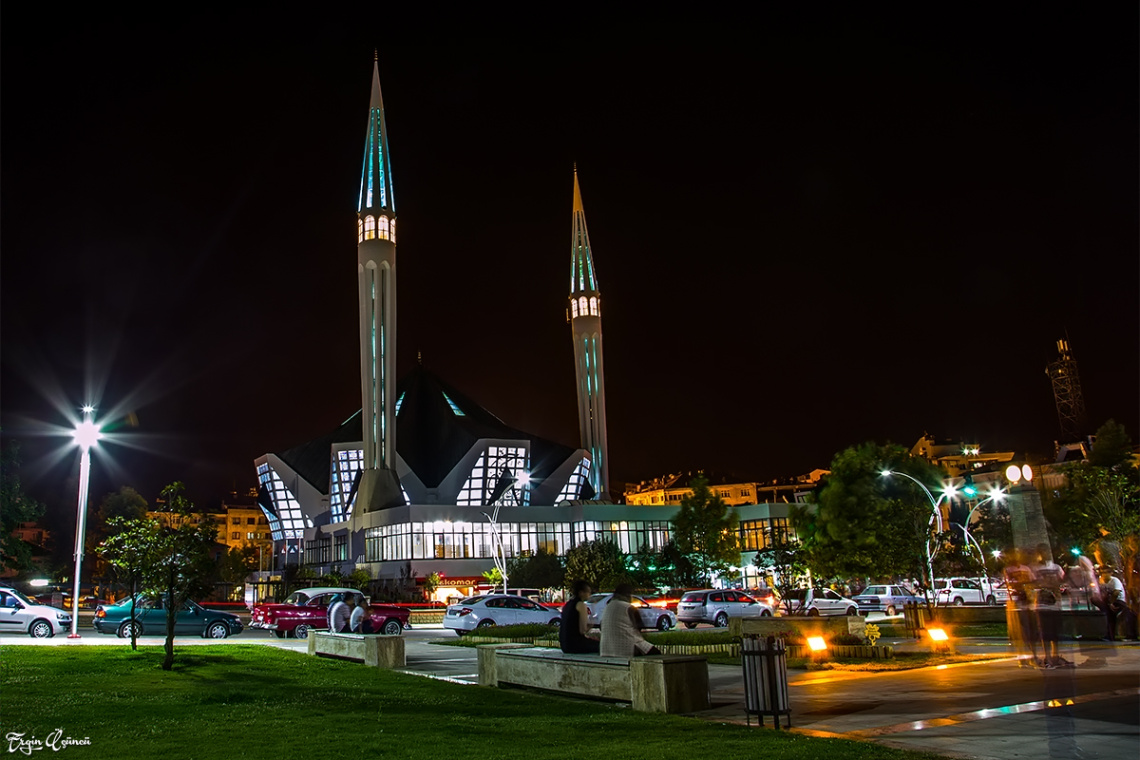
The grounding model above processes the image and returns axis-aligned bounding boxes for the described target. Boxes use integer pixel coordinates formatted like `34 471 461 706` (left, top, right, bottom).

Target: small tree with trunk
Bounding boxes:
149 483 220 670
671 476 741 587
100 516 161 651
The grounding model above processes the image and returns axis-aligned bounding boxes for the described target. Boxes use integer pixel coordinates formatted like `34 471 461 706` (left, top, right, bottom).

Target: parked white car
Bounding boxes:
443 594 561 636
782 588 859 617
933 577 1001 606
585 593 677 631
677 589 773 628
0 587 73 638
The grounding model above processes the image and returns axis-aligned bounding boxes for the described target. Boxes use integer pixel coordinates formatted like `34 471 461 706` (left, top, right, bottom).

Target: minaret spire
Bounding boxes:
355 57 402 512
568 167 610 498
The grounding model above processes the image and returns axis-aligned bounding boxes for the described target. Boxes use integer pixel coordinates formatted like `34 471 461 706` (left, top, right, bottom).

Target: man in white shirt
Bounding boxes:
327 594 350 634
349 596 370 633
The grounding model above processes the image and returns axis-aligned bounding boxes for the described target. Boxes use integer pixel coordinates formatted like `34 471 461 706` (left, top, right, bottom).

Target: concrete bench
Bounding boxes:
477 644 709 713
307 631 406 668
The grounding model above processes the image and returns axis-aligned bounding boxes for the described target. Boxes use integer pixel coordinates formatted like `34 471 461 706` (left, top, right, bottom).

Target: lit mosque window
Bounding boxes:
378 216 390 241
364 215 376 240
256 463 306 540
571 299 579 318
442 391 465 416
357 219 363 243
555 458 591 503
329 449 364 522
390 218 396 243
578 296 588 316
589 297 598 316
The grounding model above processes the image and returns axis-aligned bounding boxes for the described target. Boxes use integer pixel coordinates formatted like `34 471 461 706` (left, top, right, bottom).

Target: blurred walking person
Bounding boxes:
1004 550 1039 667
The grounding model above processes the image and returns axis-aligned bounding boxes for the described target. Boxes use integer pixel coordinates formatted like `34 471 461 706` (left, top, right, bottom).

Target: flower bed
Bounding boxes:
787 644 893 659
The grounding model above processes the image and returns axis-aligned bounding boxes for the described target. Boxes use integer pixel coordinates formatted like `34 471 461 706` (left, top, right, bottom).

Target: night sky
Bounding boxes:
3 9 1137 535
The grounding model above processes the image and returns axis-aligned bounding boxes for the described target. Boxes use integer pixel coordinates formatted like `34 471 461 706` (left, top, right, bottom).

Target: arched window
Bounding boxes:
589 297 598 316
579 296 588 316
389 218 396 243
378 216 390 240
364 216 376 240
357 218 363 243
571 299 579 318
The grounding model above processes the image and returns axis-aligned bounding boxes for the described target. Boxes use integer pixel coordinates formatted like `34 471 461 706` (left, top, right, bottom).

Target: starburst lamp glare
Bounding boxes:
68 408 101 638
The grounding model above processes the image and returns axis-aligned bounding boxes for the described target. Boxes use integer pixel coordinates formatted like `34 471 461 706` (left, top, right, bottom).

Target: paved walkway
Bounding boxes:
702 640 1138 759
8 628 1136 758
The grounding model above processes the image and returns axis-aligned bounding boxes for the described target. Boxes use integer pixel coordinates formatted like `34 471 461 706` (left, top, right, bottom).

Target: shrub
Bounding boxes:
464 623 558 639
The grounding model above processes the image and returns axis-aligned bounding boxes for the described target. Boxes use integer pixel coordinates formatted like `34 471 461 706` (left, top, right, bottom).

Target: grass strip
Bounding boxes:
1 646 942 760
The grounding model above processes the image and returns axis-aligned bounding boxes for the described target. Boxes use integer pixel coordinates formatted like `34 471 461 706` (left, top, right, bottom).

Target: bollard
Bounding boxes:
741 634 791 729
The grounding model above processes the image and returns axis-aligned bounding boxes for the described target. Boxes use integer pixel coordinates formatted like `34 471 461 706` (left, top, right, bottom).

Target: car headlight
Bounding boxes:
55 612 70 621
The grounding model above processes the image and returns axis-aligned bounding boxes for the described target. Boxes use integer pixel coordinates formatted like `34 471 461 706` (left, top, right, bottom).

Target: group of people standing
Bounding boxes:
559 580 662 658
1004 544 1136 668
326 593 373 634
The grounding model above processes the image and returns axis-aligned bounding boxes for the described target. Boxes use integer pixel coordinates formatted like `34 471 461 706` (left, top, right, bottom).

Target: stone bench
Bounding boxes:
477 644 709 713
733 615 866 640
307 631 406 668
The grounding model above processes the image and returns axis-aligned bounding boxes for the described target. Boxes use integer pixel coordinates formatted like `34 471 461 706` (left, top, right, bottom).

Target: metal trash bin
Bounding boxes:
741 634 791 729
903 602 927 639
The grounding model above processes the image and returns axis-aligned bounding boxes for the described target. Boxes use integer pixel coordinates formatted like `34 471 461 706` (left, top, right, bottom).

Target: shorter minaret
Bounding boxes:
568 166 610 497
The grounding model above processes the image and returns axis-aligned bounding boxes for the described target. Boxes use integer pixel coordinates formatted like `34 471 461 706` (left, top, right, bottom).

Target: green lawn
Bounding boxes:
2 646 943 760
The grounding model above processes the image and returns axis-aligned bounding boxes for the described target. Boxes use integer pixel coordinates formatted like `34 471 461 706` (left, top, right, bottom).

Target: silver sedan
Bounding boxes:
585 593 677 631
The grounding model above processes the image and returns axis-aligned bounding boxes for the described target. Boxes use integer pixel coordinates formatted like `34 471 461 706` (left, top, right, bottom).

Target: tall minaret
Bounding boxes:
355 57 402 511
568 166 610 498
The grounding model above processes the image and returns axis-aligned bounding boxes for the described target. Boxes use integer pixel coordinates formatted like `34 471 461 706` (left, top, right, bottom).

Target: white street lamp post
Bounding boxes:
881 469 955 606
68 407 101 638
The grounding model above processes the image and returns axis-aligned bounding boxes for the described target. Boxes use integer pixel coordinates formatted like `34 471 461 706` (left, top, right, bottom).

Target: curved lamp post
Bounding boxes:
880 469 956 603
481 471 531 594
954 488 1006 578
68 406 102 638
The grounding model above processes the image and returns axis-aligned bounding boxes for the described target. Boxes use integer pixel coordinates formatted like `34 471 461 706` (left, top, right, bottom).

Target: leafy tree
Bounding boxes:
91 486 148 543
670 476 741 586
795 442 946 595
149 483 221 670
1089 419 1135 470
564 539 627 591
507 550 565 590
345 568 372 592
753 529 806 612
654 540 700 589
0 443 46 574
88 486 150 592
482 567 503 590
625 544 664 590
218 545 259 589
423 571 441 600
100 516 161 650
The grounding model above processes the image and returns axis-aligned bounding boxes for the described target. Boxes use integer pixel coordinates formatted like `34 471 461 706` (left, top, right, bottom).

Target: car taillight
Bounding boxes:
95 609 105 618
458 608 473 617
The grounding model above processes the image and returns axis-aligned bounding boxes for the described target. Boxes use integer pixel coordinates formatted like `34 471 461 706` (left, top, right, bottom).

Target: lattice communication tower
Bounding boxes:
1045 338 1087 442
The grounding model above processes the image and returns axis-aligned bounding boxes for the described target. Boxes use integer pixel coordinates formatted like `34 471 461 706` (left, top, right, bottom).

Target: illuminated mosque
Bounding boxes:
253 62 788 598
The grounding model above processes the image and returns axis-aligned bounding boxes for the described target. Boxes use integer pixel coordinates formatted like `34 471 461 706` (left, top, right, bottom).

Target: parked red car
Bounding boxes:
250 587 408 639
